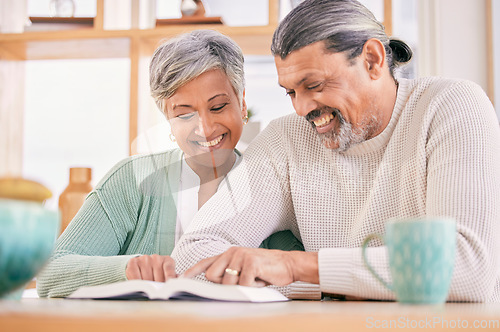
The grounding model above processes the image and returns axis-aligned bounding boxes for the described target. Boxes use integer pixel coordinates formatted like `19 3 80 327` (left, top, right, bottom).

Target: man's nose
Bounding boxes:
293 94 317 117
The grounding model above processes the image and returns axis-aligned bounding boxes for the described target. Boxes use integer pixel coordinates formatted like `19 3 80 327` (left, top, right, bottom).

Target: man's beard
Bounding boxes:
306 107 380 152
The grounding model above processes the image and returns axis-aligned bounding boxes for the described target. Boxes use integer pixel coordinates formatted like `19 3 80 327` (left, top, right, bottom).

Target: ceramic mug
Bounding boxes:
0 199 60 300
362 217 456 304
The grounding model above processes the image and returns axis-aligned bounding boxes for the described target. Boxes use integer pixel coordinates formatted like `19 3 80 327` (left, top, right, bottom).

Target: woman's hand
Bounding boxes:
125 254 176 282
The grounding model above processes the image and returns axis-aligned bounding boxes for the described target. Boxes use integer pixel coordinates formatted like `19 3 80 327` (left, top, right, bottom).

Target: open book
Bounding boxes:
67 278 289 303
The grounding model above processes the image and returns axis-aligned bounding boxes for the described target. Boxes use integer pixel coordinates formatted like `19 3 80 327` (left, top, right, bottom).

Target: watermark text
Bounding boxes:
366 316 499 329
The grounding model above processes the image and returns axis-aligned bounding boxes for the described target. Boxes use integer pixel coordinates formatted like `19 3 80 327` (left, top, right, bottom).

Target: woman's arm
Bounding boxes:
37 192 136 298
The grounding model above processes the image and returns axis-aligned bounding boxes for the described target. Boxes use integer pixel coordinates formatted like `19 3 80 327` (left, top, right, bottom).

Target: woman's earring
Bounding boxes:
242 115 249 125
169 133 176 142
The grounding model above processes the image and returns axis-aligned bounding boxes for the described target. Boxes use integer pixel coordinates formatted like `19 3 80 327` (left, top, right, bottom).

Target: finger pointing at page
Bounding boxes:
182 247 318 287
182 255 219 279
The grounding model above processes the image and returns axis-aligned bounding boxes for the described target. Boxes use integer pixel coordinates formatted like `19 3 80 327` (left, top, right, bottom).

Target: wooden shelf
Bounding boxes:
0 0 280 60
29 16 95 25
156 16 223 26
0 0 395 165
0 24 276 60
23 17 95 34
0 0 281 156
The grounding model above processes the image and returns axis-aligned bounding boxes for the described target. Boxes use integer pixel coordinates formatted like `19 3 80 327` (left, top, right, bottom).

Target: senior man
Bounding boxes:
173 0 500 301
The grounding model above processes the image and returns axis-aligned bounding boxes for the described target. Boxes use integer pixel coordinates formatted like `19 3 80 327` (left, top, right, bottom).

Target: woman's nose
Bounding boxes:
194 113 216 139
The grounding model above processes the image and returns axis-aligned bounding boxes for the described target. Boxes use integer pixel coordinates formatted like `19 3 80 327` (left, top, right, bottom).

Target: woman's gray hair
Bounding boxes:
271 0 412 77
150 30 245 111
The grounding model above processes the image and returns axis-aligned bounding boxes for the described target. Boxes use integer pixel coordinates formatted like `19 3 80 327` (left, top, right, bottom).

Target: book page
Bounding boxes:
68 280 159 299
161 278 288 302
68 278 288 302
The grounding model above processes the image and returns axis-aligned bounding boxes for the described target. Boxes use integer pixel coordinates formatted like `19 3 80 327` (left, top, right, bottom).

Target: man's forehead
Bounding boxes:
274 47 329 87
276 40 329 60
277 73 316 89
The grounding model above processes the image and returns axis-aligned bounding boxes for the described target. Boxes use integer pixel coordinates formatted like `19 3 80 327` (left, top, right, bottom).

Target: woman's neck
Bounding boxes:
184 151 236 210
186 151 236 184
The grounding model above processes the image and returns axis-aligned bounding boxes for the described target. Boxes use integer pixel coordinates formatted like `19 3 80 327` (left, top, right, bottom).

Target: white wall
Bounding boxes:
493 0 500 115
419 0 489 93
440 0 488 90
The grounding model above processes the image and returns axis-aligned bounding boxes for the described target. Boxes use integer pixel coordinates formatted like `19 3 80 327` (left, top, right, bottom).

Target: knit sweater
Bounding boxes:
172 77 500 302
37 149 304 298
37 149 183 298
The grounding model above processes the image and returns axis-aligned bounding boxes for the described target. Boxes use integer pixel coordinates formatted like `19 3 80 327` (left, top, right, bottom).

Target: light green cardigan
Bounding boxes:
37 149 303 298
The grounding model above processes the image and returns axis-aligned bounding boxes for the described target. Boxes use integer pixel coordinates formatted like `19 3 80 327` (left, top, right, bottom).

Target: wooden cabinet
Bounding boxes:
0 0 393 172
0 0 280 164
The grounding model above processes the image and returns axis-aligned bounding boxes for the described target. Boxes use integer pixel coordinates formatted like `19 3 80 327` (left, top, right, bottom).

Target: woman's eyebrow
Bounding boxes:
208 93 229 102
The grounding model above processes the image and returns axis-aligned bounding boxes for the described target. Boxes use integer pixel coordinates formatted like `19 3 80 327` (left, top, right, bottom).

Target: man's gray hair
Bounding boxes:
150 30 245 111
271 0 412 76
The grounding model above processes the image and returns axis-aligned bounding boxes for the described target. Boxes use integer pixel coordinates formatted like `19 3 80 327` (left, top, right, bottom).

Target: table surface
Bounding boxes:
1 296 500 332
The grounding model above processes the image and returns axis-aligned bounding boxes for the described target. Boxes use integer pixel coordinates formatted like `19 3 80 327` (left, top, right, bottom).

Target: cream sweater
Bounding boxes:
173 77 500 302
37 149 303 298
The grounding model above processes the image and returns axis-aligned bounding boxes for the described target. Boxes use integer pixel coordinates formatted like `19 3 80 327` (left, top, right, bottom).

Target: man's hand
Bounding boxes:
126 254 176 282
182 247 319 287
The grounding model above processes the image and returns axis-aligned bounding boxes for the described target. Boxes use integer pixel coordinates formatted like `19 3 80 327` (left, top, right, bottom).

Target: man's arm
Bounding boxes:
423 81 500 301
172 121 298 272
172 120 321 299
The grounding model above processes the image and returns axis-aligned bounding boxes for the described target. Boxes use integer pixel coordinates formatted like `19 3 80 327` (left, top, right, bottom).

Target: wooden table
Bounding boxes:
1 297 499 331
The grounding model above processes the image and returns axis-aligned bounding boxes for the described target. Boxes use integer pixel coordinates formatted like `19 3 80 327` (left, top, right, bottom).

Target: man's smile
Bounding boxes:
312 113 334 128
306 108 341 134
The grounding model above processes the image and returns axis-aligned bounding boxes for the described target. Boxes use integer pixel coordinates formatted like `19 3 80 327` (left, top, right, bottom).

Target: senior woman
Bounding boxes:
37 30 302 298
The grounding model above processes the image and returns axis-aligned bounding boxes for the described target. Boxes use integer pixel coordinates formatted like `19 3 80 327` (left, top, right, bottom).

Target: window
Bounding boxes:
23 59 129 209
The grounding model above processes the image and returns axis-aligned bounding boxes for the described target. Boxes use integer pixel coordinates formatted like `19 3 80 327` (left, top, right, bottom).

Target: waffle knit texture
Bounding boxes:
37 149 304 298
172 77 500 302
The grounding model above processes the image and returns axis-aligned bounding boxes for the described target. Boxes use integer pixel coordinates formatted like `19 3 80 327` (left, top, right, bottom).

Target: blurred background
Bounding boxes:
0 0 498 210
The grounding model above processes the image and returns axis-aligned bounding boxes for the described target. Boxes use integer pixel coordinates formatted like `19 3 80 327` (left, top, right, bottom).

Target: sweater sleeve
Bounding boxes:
424 81 500 302
173 123 293 264
172 121 321 299
36 192 136 298
37 151 181 298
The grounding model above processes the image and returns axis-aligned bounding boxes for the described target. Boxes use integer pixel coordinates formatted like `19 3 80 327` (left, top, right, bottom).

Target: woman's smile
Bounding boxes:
194 133 228 150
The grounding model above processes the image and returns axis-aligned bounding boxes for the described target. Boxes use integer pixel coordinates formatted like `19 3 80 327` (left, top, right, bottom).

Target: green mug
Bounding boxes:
362 217 456 304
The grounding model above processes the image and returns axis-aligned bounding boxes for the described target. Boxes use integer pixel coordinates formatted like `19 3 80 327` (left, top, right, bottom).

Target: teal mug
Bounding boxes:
362 217 456 304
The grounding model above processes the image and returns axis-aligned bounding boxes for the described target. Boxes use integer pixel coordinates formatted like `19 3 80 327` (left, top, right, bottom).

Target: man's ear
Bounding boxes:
362 38 386 80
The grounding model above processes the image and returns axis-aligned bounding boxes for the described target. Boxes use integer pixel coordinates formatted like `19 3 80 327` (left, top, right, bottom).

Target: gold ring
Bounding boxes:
224 268 240 276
